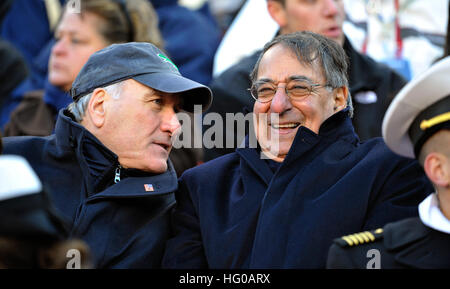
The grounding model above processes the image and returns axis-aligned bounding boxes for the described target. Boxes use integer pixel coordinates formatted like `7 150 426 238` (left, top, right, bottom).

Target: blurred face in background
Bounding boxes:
268 0 346 46
48 11 109 91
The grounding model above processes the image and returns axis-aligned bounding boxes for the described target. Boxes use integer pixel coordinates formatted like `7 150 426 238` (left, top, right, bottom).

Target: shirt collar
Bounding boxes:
419 192 450 234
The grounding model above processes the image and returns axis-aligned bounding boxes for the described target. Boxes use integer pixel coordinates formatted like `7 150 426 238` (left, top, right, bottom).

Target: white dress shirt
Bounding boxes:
419 192 450 234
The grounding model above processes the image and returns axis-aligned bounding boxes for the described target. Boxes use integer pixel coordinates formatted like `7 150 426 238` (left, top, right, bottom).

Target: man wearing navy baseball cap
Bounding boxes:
2 42 212 268
327 57 450 269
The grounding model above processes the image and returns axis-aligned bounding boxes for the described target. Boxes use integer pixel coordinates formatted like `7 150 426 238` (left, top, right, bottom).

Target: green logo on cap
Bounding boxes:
157 53 179 71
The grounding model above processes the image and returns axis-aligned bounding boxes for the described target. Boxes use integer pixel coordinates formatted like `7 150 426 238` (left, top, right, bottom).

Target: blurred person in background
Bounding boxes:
0 0 28 121
0 0 64 95
342 0 447 81
0 0 65 127
149 0 221 86
2 0 163 136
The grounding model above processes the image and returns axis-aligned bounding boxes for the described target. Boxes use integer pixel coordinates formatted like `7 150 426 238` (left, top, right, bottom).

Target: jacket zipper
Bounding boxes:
114 164 122 183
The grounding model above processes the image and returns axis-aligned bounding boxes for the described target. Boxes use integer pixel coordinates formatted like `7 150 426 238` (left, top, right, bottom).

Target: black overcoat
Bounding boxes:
163 110 433 268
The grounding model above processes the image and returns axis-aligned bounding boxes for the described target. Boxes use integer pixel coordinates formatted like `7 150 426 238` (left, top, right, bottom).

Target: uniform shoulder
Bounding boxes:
333 228 385 248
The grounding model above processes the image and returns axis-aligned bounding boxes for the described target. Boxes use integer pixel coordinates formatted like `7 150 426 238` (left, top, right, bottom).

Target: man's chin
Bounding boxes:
141 159 168 174
151 164 168 174
259 142 291 162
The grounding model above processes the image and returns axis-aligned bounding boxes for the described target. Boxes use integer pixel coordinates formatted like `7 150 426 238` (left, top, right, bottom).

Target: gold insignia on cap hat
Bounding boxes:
420 112 450 130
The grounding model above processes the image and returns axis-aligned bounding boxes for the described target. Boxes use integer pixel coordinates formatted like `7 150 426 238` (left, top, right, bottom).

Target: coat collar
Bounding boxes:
383 217 450 268
236 109 358 184
54 109 177 198
419 193 450 234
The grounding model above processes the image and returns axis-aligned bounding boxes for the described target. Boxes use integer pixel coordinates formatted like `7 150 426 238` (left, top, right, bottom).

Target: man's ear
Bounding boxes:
267 0 288 28
333 86 348 112
424 152 449 188
86 88 108 128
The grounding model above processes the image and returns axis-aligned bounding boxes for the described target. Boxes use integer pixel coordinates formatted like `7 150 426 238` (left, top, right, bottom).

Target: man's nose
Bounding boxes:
51 38 67 56
270 85 292 114
161 110 182 136
322 0 339 16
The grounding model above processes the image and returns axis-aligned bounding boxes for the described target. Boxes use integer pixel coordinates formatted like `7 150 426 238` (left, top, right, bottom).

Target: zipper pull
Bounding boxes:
114 165 122 183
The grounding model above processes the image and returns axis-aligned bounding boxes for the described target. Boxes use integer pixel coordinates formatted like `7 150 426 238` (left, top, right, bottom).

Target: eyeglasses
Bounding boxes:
249 79 332 103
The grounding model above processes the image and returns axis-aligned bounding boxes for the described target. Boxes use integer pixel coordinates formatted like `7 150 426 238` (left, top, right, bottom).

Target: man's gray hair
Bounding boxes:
250 31 354 117
68 81 125 122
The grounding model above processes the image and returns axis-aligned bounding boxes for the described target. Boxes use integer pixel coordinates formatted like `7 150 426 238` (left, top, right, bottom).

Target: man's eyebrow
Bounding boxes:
288 75 314 82
143 91 182 107
256 75 314 83
143 92 159 100
256 78 275 83
55 29 81 37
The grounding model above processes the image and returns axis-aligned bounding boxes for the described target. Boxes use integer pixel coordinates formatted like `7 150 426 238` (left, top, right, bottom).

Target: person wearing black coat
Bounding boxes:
204 0 406 161
2 42 212 268
327 56 450 269
162 32 433 269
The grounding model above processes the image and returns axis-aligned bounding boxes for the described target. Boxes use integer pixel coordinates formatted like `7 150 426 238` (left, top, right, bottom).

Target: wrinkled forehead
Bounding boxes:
150 89 183 106
124 79 183 106
257 43 324 81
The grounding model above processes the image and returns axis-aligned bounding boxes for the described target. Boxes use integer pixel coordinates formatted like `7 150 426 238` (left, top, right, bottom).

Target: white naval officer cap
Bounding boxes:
0 155 68 241
0 154 42 200
382 56 450 159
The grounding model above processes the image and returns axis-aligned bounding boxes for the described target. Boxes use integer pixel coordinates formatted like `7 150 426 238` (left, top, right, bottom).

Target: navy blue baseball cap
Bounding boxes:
70 42 213 112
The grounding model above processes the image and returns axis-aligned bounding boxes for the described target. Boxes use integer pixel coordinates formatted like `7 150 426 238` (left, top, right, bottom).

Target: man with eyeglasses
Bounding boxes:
162 32 432 268
204 0 407 161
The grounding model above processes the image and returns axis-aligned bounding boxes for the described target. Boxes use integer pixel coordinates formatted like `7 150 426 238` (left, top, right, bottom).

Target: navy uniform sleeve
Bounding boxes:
162 175 208 268
327 228 385 269
326 243 357 269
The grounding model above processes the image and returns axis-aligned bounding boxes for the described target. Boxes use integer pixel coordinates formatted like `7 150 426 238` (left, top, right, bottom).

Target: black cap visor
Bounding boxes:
133 73 212 113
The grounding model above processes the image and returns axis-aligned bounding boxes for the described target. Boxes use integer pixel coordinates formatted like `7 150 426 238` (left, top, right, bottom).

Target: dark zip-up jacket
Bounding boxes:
2 109 177 268
163 110 433 268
